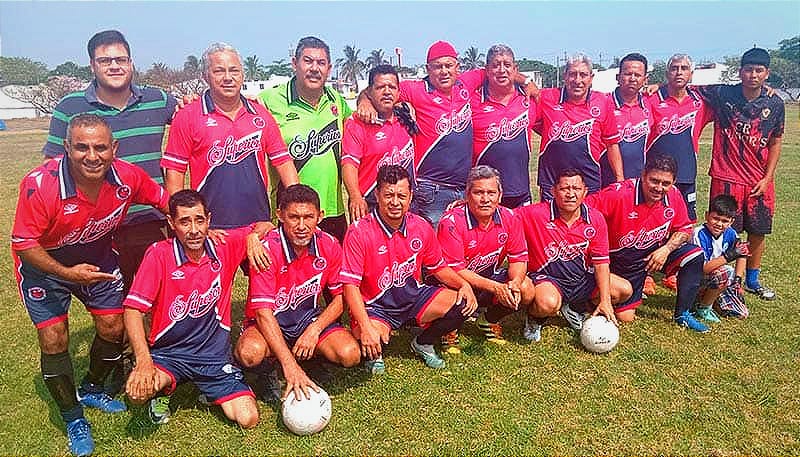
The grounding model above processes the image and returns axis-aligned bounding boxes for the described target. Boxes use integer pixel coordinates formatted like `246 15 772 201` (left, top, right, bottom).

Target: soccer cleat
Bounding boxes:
66 417 94 457
523 315 543 342
643 275 656 297
364 357 385 375
77 384 127 413
256 367 284 403
440 330 462 354
662 274 678 291
675 310 710 333
148 395 171 424
560 304 585 331
410 337 446 369
744 283 776 300
694 305 721 324
476 314 507 345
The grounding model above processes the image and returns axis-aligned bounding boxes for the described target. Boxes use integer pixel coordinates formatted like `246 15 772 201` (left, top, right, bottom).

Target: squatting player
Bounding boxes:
342 165 477 373
235 185 360 402
12 114 168 456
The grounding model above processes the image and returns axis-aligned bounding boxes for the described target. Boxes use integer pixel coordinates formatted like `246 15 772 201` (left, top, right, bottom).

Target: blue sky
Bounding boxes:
1 1 798 69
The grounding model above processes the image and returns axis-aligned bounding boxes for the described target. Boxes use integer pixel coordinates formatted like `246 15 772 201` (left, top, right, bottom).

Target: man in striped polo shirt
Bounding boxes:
44 30 177 293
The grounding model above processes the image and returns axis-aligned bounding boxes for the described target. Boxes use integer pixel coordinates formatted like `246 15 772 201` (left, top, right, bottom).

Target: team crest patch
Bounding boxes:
643 108 650 117
252 116 266 129
459 88 469 100
331 105 339 117
410 238 423 252
522 98 530 108
761 108 771 119
590 106 601 118
664 208 675 219
313 257 327 271
28 287 46 301
584 227 596 239
116 185 131 200
210 259 222 272
693 100 702 108
498 232 508 244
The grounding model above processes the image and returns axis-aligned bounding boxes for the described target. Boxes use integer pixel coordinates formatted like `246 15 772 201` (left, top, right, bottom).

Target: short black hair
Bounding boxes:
619 52 648 73
376 164 410 190
87 30 130 60
169 189 208 217
556 168 585 183
708 194 738 218
66 113 112 143
643 154 677 178
279 184 320 211
294 36 330 63
369 64 398 87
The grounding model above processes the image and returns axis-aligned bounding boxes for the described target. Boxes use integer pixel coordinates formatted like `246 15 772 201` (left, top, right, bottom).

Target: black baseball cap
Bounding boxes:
741 47 770 68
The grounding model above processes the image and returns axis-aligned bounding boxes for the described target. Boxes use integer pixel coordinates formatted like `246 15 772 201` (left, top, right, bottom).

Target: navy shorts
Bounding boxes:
15 257 124 329
475 269 509 307
528 272 597 312
675 182 697 222
151 354 254 405
365 285 444 330
241 318 345 349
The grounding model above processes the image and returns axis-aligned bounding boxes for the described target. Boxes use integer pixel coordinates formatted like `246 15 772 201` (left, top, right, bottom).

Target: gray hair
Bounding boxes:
486 44 515 66
667 53 694 71
466 165 503 194
201 42 242 76
564 53 592 74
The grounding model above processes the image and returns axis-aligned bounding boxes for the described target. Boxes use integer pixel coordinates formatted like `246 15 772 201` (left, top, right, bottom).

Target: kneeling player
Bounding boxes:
517 170 632 339
124 190 266 428
235 184 360 401
342 165 477 373
438 165 534 345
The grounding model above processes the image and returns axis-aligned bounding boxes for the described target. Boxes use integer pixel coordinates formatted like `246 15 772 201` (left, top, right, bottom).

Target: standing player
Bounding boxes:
12 114 169 456
124 190 266 428
471 45 535 208
235 185 360 402
532 54 623 201
517 170 631 340
437 166 534 345
342 64 416 221
586 155 708 332
342 165 477 373
258 36 352 241
693 48 784 300
162 42 299 230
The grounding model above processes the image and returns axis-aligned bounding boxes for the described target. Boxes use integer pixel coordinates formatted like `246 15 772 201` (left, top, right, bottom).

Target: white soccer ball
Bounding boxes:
281 388 332 435
580 316 620 353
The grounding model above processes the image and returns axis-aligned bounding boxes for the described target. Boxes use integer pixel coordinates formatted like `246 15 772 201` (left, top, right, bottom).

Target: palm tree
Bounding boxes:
267 59 292 77
459 46 485 70
183 55 201 76
244 55 263 81
336 45 365 87
366 49 387 70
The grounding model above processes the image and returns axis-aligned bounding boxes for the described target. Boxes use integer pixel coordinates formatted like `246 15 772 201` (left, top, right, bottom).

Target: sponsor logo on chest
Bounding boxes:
274 273 323 313
59 202 127 247
544 239 589 263
207 131 262 166
378 254 417 290
435 102 472 136
619 220 671 250
550 118 594 143
168 275 222 321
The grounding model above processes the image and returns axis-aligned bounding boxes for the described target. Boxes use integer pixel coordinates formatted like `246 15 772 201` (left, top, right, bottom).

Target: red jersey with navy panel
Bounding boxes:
123 227 251 362
437 205 527 278
532 88 621 199
516 201 610 291
341 115 415 202
341 211 446 308
11 157 168 269
695 84 785 185
600 89 652 186
644 86 714 184
399 70 483 188
246 227 343 341
470 81 534 200
161 91 291 229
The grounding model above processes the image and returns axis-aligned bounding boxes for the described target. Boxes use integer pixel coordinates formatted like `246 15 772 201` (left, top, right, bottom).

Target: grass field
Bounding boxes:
0 108 798 455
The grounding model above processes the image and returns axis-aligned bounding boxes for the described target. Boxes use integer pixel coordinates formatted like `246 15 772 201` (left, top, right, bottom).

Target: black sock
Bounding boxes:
41 351 84 423
417 301 468 345
81 334 123 389
485 303 516 324
674 254 704 318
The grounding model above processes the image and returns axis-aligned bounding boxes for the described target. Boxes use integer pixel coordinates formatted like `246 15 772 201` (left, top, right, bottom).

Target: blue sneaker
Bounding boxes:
675 310 710 333
410 337 446 369
694 305 721 324
364 356 385 375
523 315 543 342
77 385 127 413
560 304 585 331
66 418 94 456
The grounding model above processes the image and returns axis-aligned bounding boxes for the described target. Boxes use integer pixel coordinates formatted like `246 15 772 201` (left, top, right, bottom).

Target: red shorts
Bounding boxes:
709 178 774 235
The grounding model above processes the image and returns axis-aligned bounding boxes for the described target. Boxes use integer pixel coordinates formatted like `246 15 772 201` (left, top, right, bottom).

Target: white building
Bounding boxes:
590 63 737 93
0 87 40 119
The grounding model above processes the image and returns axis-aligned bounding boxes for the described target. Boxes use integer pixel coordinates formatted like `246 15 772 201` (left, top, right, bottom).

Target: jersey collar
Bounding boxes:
201 89 257 116
480 79 526 103
374 209 408 238
559 86 592 105
634 178 669 206
287 76 336 108
548 199 591 224
85 80 143 109
658 85 700 104
423 76 464 95
612 87 645 109
171 237 219 267
58 157 124 200
278 226 319 263
466 206 502 230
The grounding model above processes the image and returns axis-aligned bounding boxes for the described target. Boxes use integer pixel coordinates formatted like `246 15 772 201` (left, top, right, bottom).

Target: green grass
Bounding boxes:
0 107 798 455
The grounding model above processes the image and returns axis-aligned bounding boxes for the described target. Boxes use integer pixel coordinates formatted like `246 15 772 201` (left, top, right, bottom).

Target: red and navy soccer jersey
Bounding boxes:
532 88 621 199
470 81 534 199
645 86 714 184
437 205 527 278
245 227 343 341
162 91 291 229
123 227 251 362
517 201 609 291
695 84 785 185
11 158 168 269
341 115 415 201
600 88 652 186
341 211 446 308
399 69 483 188
585 179 693 271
